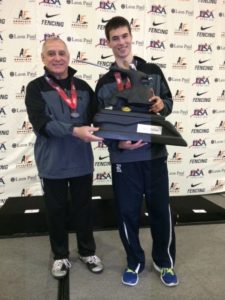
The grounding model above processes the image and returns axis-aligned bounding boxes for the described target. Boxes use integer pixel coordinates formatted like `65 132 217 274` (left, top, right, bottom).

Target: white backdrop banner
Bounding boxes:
0 0 225 206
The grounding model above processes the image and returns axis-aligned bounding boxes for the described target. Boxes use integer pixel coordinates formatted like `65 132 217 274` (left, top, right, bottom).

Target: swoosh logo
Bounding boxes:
193 153 205 158
196 91 207 96
45 13 60 18
152 21 165 26
99 155 109 160
198 59 210 64
195 123 206 128
101 54 113 60
101 18 109 23
191 183 201 187
200 26 212 31
151 56 163 61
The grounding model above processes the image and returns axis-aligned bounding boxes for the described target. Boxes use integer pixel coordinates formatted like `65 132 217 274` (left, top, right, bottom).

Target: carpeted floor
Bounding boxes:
1 221 225 299
0 193 225 300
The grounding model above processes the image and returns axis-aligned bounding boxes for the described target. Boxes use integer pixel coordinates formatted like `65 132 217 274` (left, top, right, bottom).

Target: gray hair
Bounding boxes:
41 37 68 54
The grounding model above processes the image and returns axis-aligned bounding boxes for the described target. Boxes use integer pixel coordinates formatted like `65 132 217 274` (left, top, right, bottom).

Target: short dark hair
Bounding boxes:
105 16 131 41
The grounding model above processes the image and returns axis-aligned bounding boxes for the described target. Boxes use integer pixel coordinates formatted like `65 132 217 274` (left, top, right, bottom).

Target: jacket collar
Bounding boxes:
110 56 146 71
43 66 77 80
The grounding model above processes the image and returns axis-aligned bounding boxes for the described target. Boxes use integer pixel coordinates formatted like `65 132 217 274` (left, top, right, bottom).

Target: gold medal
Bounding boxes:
122 106 131 112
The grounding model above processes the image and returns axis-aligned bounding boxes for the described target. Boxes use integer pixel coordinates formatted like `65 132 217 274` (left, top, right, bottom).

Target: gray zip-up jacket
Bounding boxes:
25 66 96 178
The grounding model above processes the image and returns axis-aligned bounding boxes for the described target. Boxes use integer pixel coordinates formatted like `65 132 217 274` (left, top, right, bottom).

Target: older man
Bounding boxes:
25 37 104 279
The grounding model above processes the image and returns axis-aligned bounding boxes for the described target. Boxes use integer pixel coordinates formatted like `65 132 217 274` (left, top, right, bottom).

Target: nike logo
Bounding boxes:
196 91 207 96
191 183 201 187
195 123 206 128
200 26 212 31
193 153 205 158
101 18 109 23
151 56 163 61
198 59 210 64
101 54 113 60
45 13 60 18
152 21 165 26
99 155 109 160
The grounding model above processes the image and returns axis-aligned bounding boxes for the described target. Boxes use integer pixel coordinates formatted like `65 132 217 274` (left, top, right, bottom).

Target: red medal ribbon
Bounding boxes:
45 76 78 110
114 72 131 91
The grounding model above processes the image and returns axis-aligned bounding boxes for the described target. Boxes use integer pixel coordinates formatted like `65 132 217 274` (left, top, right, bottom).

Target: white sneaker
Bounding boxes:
79 255 104 273
51 259 71 279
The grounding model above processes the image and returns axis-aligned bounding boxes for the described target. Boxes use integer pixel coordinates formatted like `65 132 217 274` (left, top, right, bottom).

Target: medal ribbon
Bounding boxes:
114 72 131 91
45 76 78 110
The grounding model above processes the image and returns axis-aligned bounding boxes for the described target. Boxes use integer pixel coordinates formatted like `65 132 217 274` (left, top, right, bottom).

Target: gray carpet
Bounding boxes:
0 193 225 300
0 235 57 300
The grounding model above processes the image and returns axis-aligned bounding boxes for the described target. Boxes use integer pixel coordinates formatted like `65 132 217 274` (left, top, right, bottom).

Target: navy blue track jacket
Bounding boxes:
95 56 173 163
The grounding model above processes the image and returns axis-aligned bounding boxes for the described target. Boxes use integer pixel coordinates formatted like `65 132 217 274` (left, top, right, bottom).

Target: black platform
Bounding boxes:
170 195 225 224
0 185 225 237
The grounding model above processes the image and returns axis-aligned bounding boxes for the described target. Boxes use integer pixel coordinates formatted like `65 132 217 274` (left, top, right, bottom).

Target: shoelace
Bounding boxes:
62 259 71 269
161 268 175 276
55 259 71 270
88 255 100 264
126 268 136 274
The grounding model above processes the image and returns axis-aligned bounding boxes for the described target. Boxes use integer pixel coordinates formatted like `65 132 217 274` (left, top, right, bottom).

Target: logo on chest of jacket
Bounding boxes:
116 164 122 173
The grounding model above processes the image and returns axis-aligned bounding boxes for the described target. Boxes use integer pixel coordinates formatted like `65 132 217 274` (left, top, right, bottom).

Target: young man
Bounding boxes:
25 37 104 279
95 16 178 287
